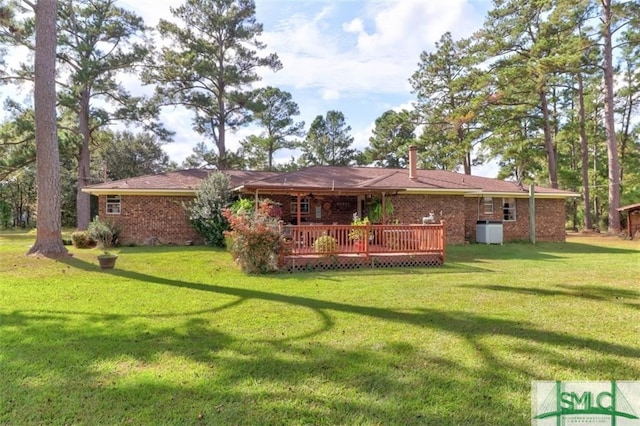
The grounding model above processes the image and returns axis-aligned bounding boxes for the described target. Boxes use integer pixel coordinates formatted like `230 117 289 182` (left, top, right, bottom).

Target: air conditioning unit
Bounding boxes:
476 220 503 244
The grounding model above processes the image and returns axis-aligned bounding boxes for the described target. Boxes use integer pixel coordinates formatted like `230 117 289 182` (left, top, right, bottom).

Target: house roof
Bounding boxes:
236 166 577 198
82 169 280 196
617 202 640 212
82 166 578 199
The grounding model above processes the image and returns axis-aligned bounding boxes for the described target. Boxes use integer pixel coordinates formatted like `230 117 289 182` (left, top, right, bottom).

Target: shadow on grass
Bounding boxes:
4 305 639 424
306 262 495 279
1 307 529 424
448 241 639 264
3 254 639 424
464 283 640 309
116 245 223 255
56 255 640 360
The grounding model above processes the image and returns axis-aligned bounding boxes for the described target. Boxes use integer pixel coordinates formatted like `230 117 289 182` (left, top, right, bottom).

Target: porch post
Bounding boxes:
297 193 301 225
529 184 536 244
382 192 386 224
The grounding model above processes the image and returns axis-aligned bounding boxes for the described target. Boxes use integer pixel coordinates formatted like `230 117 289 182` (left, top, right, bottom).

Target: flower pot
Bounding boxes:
97 254 118 269
282 239 294 254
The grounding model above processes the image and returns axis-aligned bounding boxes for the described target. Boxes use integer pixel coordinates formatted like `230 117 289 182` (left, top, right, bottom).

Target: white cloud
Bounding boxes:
1 0 493 173
343 18 364 34
322 89 341 100
352 1 468 56
260 0 487 101
352 122 375 152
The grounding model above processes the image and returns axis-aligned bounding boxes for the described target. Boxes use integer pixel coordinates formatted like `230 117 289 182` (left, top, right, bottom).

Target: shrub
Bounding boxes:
71 231 94 249
223 201 284 274
87 217 120 253
186 172 233 247
230 198 254 215
313 235 337 254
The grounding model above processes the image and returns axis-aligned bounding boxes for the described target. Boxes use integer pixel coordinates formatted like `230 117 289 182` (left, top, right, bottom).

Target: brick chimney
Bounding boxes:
408 145 418 180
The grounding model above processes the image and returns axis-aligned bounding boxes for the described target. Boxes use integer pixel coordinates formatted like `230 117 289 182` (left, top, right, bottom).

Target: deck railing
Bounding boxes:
281 221 446 257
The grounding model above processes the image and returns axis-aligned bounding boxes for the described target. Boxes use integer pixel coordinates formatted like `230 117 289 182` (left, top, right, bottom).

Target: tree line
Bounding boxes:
1 0 639 250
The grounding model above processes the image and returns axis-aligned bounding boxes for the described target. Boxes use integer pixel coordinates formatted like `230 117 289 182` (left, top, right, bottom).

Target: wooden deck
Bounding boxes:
280 222 446 272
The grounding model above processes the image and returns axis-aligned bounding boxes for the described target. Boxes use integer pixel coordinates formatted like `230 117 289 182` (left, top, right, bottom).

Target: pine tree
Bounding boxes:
239 87 303 171
147 0 281 169
300 111 357 166
28 0 68 257
410 32 488 174
362 109 416 168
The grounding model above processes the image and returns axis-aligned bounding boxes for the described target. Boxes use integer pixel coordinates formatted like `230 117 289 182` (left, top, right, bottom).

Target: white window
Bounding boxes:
483 197 494 214
290 197 310 215
502 198 516 221
106 195 121 215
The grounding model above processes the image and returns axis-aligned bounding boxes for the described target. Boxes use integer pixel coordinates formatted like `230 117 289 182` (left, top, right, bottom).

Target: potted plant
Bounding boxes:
368 198 394 224
348 213 370 251
313 234 337 255
87 217 120 269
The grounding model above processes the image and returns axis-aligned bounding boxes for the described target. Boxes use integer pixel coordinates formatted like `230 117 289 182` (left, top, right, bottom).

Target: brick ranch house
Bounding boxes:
83 151 577 246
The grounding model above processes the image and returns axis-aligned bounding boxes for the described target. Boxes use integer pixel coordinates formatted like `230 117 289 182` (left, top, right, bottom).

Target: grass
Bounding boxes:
1 229 639 425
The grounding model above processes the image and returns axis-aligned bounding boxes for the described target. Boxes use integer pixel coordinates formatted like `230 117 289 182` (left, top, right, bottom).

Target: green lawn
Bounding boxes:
1 230 639 425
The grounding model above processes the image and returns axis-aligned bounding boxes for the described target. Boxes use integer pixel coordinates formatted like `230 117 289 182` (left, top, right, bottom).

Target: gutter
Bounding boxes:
81 188 197 196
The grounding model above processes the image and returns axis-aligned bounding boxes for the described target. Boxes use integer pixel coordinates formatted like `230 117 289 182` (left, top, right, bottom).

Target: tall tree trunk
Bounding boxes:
216 72 226 169
539 89 558 188
217 117 226 169
267 138 274 171
601 0 621 233
76 88 91 230
619 78 633 181
28 0 68 257
577 72 592 230
458 126 471 175
463 150 471 175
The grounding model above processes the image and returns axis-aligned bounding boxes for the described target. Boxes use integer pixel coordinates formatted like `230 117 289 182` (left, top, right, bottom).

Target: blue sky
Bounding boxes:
2 1 496 175
119 0 494 173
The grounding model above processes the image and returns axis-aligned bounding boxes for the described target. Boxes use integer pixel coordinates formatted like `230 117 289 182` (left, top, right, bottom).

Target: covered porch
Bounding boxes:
279 222 446 272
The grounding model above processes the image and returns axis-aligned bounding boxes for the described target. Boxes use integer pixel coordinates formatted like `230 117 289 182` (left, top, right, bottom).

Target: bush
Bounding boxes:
313 235 337 254
223 201 284 274
87 217 120 252
186 172 233 247
230 198 254 215
71 231 95 249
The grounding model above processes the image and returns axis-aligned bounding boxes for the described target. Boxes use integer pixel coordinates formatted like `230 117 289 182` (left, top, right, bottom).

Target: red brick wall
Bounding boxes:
464 197 566 243
98 193 567 246
391 194 467 244
531 198 567 242
98 195 202 245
